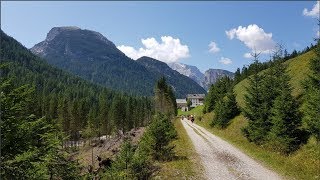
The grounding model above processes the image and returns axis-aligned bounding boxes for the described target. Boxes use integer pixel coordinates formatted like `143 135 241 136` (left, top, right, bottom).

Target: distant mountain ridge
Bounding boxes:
31 26 205 97
137 57 206 98
168 62 234 90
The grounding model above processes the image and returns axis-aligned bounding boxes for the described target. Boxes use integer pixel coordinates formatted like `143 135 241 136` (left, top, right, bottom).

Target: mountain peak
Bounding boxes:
46 26 81 41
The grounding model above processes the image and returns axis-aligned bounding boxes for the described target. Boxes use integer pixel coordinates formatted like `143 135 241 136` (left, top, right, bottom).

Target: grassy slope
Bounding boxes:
234 50 315 108
180 51 320 179
155 118 205 179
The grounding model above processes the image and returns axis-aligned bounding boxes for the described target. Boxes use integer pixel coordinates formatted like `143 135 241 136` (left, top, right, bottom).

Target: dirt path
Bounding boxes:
181 119 282 180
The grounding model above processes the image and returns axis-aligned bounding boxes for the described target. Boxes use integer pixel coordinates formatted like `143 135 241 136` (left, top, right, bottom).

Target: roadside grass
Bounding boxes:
188 105 320 180
173 51 320 179
178 105 203 118
154 118 205 179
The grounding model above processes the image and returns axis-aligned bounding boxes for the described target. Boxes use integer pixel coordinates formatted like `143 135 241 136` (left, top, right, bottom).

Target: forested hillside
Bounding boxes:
137 56 206 98
0 30 153 178
31 27 205 97
199 40 320 179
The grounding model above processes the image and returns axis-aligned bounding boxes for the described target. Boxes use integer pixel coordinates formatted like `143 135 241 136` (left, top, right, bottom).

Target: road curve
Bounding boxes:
181 119 282 180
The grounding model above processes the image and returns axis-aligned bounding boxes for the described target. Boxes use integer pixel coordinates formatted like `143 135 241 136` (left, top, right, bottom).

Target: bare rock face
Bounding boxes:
30 26 205 97
168 62 234 90
203 69 234 89
168 62 205 88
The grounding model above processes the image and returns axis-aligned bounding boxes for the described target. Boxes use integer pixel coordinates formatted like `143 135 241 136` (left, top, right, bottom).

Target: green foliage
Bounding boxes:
187 99 192 108
212 91 239 129
303 40 320 141
242 56 282 144
143 113 177 161
267 80 303 154
0 30 153 143
0 79 81 179
204 76 233 113
104 140 153 179
242 56 306 153
154 77 177 117
242 67 269 144
1 28 156 178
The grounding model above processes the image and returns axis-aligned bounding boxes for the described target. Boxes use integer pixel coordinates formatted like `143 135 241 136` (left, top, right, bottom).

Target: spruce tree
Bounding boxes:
212 91 239 129
303 39 320 141
154 77 177 117
242 53 269 144
267 67 302 153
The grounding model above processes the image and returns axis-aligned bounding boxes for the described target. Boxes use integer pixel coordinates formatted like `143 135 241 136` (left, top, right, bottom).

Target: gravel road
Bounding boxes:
181 119 282 180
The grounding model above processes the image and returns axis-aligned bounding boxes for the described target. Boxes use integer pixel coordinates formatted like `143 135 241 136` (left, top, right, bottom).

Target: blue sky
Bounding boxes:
1 1 319 72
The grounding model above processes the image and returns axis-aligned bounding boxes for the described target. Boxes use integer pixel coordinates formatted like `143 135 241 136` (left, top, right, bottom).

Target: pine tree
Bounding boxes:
267 69 302 153
145 113 177 161
154 77 177 117
0 79 81 179
242 53 271 144
303 39 320 141
212 91 239 129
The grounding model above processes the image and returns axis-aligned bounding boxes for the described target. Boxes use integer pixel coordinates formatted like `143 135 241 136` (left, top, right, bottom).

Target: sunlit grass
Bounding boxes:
234 51 315 108
195 114 320 180
155 118 205 179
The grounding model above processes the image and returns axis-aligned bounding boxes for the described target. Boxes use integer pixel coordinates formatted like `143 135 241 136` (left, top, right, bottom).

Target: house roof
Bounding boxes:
176 99 187 104
187 94 205 99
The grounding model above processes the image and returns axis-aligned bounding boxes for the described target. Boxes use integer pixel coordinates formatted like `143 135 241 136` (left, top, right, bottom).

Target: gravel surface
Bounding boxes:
181 119 282 180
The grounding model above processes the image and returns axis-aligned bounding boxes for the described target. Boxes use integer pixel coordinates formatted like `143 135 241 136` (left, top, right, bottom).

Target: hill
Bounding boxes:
137 57 206 98
1 29 153 138
31 26 205 97
234 50 315 108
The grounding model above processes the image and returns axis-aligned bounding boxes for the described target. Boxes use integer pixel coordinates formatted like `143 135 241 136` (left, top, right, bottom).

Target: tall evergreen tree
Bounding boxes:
267 66 302 153
303 38 320 142
242 53 270 144
154 77 177 117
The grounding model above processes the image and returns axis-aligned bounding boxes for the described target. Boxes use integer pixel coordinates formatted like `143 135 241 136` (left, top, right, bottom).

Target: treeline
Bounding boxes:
1 30 153 140
233 44 317 84
101 78 178 179
1 30 154 178
204 40 320 154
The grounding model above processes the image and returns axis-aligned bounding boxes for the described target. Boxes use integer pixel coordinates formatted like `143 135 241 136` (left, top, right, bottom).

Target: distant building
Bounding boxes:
176 99 188 111
187 94 205 107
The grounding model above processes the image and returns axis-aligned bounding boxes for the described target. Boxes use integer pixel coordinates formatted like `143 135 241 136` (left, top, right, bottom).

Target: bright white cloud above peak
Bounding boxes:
303 1 319 18
226 24 276 55
208 41 220 53
219 57 232 65
117 36 190 63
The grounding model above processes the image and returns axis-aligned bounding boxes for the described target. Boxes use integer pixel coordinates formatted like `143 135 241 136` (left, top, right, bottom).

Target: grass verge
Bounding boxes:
154 118 205 179
195 113 320 180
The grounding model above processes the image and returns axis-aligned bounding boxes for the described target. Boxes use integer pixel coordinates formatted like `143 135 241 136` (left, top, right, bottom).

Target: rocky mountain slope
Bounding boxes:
137 57 206 98
31 26 205 97
168 62 234 90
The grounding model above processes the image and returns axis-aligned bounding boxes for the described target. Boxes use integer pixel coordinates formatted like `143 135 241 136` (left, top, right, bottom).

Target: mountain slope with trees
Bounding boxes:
196 40 319 179
0 29 154 178
31 26 205 97
137 56 206 98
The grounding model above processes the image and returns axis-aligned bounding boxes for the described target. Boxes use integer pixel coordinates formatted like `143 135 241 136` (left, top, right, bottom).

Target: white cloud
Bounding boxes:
317 31 320 38
117 36 190 63
243 53 252 59
226 24 276 55
208 41 220 53
219 57 232 65
303 1 320 18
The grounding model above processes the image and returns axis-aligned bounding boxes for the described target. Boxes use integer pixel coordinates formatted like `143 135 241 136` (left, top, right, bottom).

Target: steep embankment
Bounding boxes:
234 50 315 108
